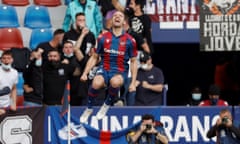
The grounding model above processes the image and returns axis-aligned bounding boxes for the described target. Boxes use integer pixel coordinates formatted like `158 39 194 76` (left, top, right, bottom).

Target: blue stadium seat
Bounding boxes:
17 72 24 106
0 5 20 28
64 0 72 5
0 28 24 50
24 5 52 29
2 0 30 6
17 72 24 96
29 28 53 50
34 0 61 7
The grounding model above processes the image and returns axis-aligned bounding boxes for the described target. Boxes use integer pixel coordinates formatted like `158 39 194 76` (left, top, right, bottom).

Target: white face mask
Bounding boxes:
85 43 92 54
64 53 74 58
141 64 148 70
35 59 42 67
192 93 202 101
1 63 11 71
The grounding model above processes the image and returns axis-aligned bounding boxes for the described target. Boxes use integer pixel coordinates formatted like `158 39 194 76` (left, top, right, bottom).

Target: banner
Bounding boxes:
1 106 239 143
145 0 200 43
0 107 45 144
45 106 240 144
200 0 240 51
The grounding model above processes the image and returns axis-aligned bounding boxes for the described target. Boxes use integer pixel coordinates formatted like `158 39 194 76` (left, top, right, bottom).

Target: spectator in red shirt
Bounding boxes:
199 84 229 106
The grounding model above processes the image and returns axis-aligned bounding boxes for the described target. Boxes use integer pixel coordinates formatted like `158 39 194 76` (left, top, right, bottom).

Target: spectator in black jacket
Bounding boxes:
37 29 65 63
23 49 44 106
63 12 96 106
42 49 74 105
207 108 240 144
62 40 85 106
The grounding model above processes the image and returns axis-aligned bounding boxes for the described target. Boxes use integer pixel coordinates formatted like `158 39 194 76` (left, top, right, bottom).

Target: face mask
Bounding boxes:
64 53 74 58
35 59 42 67
141 64 148 70
211 98 219 105
192 93 202 101
1 63 11 71
49 61 61 68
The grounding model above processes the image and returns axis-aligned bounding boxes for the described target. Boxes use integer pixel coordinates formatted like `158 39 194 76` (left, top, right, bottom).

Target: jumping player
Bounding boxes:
80 10 138 123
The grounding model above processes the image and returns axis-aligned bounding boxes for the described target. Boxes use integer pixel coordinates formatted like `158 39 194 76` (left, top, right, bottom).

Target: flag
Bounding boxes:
61 80 70 116
79 122 141 144
47 107 142 144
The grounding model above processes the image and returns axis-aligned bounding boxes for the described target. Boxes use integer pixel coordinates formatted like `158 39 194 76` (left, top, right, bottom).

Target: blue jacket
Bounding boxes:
62 0 103 38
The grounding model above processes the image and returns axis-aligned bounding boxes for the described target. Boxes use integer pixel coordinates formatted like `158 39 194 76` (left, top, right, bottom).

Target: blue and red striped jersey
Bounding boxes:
96 31 137 73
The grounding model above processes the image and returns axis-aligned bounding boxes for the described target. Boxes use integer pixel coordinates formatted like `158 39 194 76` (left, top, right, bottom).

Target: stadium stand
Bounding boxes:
0 4 20 28
16 69 25 107
64 0 72 5
0 1 68 107
2 0 30 6
10 0 67 48
29 28 53 50
17 72 24 96
24 5 52 29
0 28 24 50
33 0 61 7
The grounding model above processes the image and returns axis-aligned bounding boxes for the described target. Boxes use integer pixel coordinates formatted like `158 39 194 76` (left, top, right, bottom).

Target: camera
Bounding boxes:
146 124 152 130
222 117 228 124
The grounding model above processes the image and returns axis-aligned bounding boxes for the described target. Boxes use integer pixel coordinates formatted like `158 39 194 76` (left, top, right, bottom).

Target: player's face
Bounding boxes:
112 11 125 28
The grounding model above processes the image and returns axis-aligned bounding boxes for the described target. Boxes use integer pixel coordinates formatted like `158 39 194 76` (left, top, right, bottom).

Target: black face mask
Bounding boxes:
49 61 61 68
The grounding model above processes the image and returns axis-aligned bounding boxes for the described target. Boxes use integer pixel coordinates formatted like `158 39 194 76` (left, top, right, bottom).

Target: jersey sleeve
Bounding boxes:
128 35 137 58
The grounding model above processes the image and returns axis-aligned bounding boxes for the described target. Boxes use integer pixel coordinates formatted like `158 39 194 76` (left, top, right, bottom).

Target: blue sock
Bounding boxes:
87 86 99 108
105 86 120 105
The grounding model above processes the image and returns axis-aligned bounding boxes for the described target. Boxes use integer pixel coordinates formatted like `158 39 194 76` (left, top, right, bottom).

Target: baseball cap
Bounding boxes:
140 52 151 63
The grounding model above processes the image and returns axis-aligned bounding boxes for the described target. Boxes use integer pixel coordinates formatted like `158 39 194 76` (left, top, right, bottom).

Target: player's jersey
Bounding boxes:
96 31 137 73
